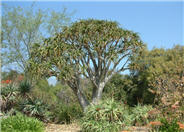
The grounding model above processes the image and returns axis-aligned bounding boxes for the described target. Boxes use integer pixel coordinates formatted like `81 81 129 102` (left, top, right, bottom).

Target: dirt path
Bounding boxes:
45 123 151 132
45 123 81 132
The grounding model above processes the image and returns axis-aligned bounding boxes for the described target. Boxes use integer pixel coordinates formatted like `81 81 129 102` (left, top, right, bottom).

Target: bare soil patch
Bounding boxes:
45 123 81 132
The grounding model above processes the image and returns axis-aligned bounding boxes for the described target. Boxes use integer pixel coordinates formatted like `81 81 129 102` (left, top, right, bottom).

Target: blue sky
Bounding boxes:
2 1 183 85
4 1 183 50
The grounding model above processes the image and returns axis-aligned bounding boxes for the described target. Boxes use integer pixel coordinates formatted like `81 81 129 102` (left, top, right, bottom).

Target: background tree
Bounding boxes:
29 19 143 110
1 3 74 72
129 45 184 105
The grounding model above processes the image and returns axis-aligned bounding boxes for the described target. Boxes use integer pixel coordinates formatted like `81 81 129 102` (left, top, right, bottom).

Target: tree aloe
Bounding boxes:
29 19 143 110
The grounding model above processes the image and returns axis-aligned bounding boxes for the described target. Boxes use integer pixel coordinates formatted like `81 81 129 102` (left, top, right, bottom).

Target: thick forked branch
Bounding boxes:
84 44 98 72
80 55 97 87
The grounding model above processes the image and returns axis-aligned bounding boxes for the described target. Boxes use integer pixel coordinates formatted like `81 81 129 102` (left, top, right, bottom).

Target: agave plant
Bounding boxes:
18 80 32 96
81 99 132 132
1 84 19 112
19 97 48 120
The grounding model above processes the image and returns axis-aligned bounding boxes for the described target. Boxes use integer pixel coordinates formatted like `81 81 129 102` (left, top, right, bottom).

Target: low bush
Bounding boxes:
151 118 181 132
103 74 128 102
52 103 83 124
159 118 180 132
30 79 61 105
1 112 45 132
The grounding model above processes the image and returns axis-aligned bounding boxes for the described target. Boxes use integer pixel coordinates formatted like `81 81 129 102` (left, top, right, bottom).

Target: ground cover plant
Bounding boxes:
1 112 45 132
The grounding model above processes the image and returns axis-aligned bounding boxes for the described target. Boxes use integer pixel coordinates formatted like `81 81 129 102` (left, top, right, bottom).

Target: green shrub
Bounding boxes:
53 103 83 124
103 74 130 103
131 104 154 126
102 74 153 106
152 118 181 132
31 79 60 105
81 99 130 132
81 120 122 132
1 113 45 132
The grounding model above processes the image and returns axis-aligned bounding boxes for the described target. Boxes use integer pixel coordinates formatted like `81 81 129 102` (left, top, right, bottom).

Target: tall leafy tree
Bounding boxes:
29 19 143 110
1 3 74 72
130 45 184 84
129 45 184 104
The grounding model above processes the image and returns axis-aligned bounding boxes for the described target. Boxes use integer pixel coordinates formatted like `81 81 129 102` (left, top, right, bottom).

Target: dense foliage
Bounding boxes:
53 103 83 124
158 118 180 132
129 45 184 105
1 112 45 132
80 99 155 132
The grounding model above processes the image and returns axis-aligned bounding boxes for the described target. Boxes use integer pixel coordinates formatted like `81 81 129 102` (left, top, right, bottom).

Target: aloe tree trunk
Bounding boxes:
69 75 89 111
92 82 105 104
75 89 89 111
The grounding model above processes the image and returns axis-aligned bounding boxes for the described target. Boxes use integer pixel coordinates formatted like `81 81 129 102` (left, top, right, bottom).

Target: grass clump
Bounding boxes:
1 112 45 132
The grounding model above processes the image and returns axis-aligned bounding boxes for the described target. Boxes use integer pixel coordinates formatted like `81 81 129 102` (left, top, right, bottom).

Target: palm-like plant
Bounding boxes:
18 80 32 96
